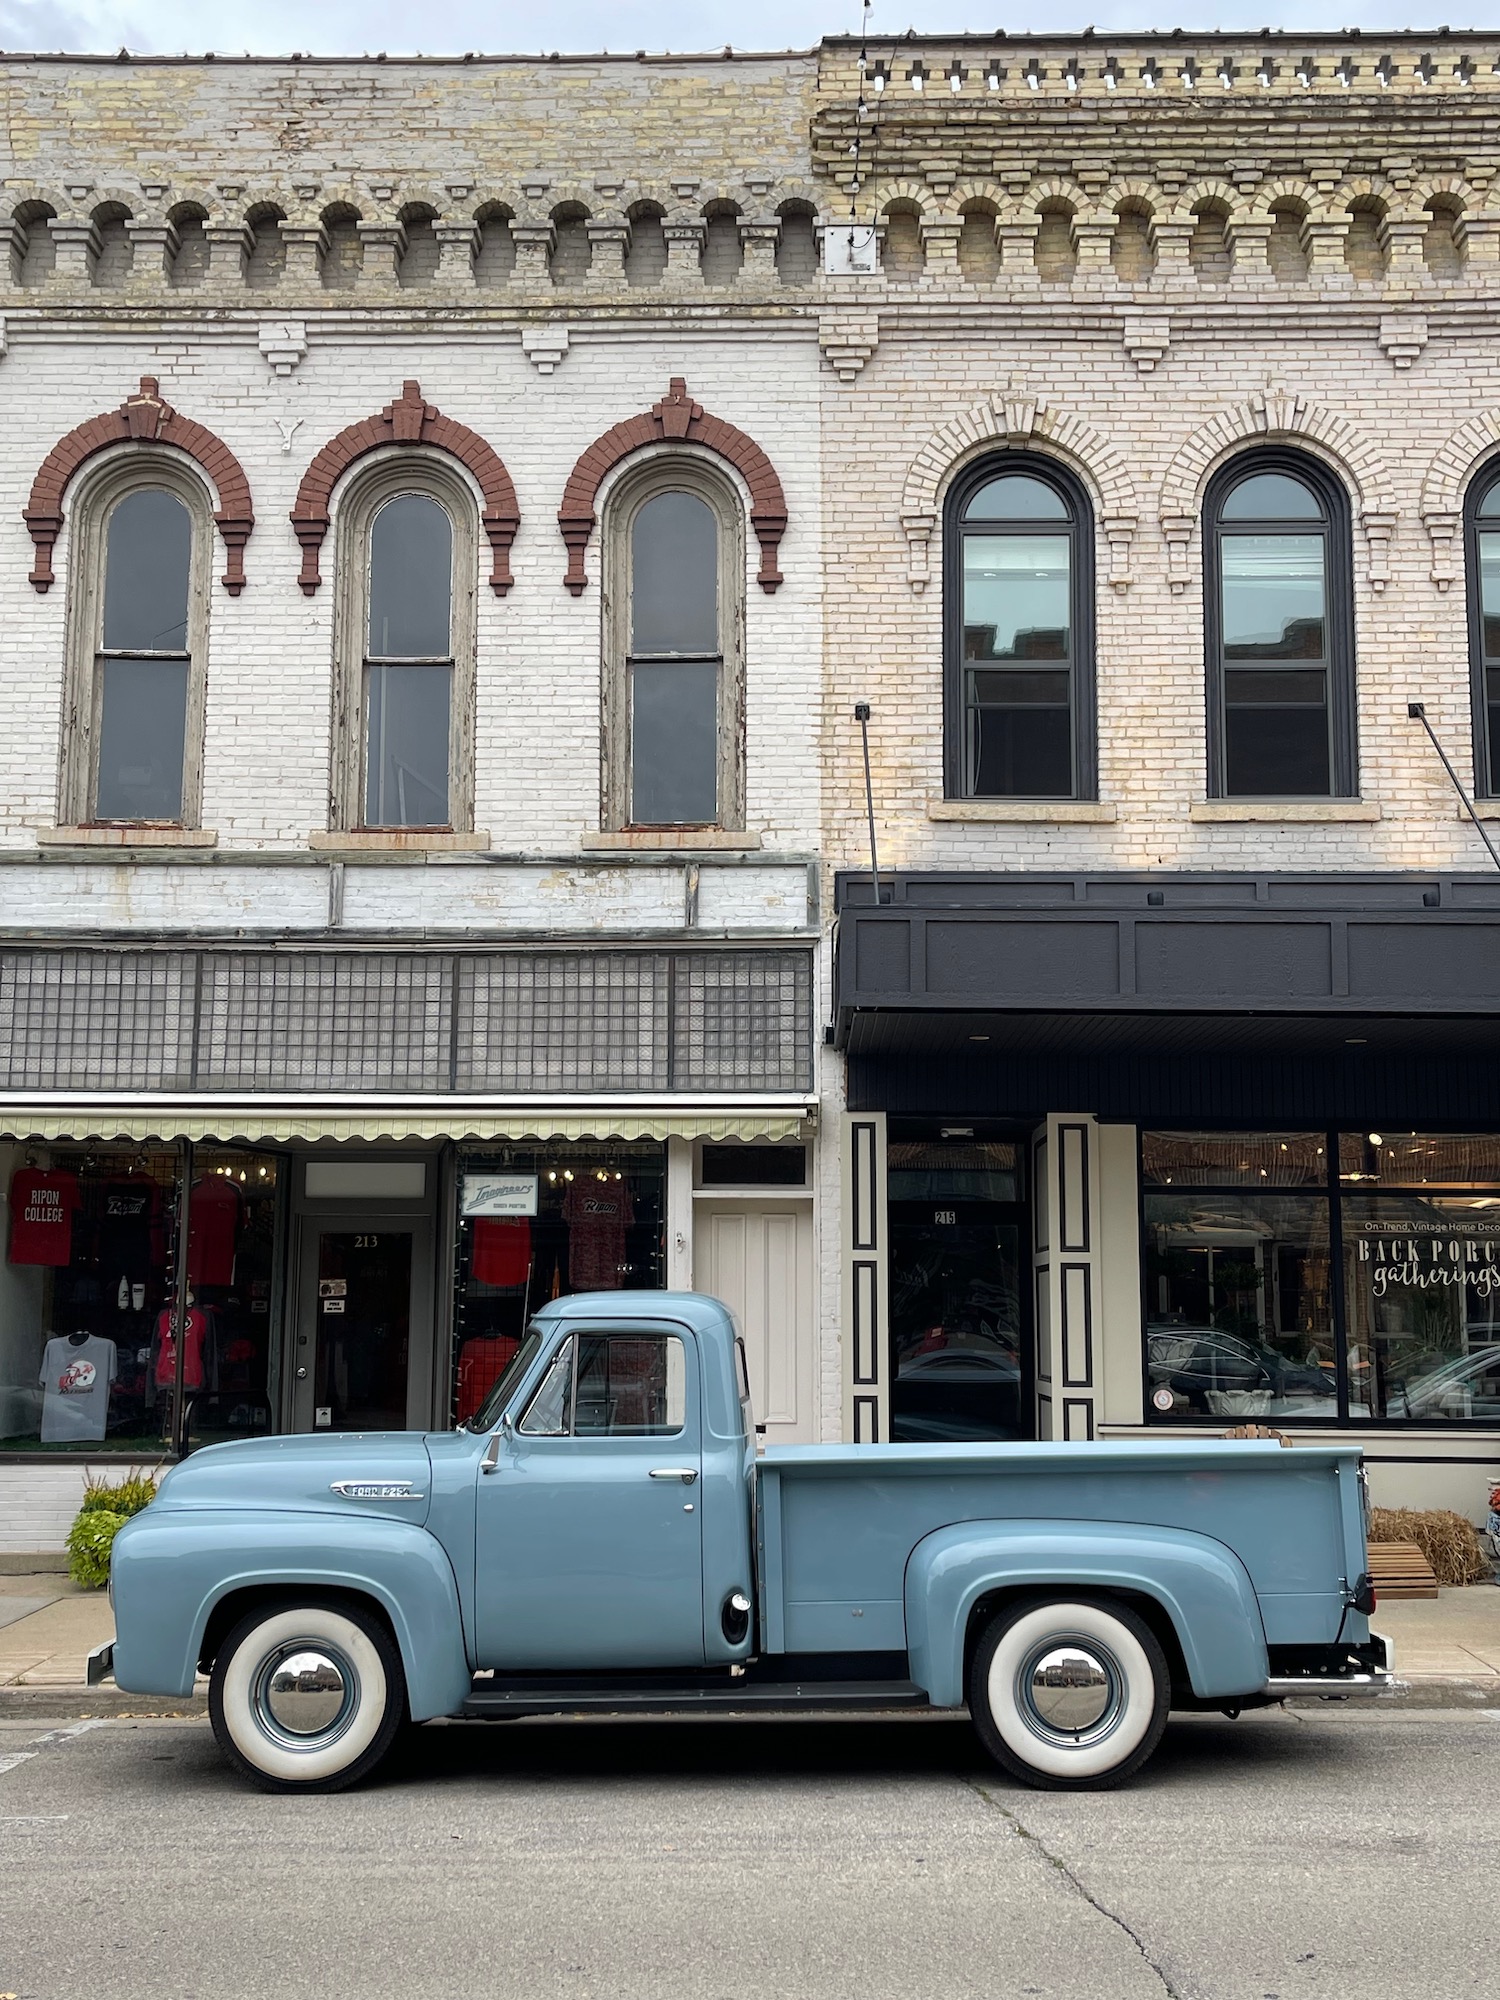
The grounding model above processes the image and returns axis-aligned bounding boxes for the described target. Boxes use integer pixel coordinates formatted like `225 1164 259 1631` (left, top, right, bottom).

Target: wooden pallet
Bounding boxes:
1367 1540 1440 1599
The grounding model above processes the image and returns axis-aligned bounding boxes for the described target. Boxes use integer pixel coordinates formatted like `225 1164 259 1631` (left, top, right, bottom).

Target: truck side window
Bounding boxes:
517 1337 573 1436
574 1333 686 1437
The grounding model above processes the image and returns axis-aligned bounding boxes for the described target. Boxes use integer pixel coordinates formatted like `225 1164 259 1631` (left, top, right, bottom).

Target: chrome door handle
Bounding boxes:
649 1467 699 1484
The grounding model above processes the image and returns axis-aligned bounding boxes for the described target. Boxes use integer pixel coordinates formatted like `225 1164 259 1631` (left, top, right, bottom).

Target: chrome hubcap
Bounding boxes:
1018 1640 1123 1745
254 1644 357 1748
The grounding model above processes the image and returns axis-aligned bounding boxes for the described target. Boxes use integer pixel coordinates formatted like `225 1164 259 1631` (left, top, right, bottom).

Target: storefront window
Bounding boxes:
1 1141 280 1454
888 1133 1026 1444
451 1142 665 1426
1143 1129 1500 1425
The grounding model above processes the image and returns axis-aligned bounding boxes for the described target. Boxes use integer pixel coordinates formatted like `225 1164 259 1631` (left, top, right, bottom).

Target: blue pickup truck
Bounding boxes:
104 1290 1395 1793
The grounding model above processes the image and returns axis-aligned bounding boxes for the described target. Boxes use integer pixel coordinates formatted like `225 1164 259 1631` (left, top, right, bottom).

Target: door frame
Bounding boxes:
284 1151 439 1434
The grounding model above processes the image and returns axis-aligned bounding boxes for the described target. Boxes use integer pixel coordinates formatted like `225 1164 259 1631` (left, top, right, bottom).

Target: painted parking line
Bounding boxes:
0 1718 107 1777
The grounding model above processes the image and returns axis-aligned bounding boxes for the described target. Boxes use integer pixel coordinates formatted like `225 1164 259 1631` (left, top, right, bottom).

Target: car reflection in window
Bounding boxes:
1147 1323 1337 1420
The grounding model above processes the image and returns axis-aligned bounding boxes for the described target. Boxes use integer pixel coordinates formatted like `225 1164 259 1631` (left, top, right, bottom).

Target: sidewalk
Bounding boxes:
2 1570 1498 1703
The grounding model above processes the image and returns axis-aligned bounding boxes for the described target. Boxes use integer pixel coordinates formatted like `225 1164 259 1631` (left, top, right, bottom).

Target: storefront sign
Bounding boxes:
1354 1229 1500 1299
461 1174 539 1219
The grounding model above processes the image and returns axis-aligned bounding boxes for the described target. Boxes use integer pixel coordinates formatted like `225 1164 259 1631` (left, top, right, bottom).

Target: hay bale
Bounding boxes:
1369 1507 1492 1587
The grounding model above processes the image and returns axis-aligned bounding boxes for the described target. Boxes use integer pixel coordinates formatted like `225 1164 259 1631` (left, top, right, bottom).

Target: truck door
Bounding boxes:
472 1323 705 1670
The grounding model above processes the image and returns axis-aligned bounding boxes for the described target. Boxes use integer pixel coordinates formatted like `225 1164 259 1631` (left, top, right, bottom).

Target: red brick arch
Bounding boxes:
558 378 787 594
24 376 254 594
290 381 520 595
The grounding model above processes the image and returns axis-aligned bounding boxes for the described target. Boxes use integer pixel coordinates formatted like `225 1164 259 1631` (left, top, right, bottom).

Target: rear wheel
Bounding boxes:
209 1599 407 1794
968 1596 1170 1790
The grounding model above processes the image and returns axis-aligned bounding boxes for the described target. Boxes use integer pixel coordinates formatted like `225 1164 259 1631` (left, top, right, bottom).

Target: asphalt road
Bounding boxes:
1 1704 1497 2000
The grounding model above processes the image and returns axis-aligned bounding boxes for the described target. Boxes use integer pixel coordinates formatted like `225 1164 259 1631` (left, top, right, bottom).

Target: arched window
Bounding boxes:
605 463 744 830
61 461 211 828
1466 465 1500 796
332 461 477 832
944 456 1095 800
1204 450 1355 799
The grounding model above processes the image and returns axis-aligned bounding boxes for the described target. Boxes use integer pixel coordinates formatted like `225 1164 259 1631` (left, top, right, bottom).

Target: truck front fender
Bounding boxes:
110 1508 471 1721
903 1518 1269 1708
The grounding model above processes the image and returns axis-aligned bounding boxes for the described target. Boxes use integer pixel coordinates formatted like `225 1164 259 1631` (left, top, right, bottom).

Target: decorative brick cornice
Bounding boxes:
289 380 520 595
24 375 254 595
557 377 787 595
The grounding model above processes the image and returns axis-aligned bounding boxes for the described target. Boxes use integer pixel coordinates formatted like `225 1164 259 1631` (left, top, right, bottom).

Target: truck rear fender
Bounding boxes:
903 1519 1269 1708
110 1509 472 1721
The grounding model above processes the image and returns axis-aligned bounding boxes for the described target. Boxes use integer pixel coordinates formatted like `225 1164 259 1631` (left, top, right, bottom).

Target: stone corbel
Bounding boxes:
819 310 880 382
357 220 407 284
1122 311 1170 373
1379 313 1428 369
1161 512 1196 593
520 323 571 375
1424 510 1460 591
125 219 180 279
1362 511 1397 592
902 508 938 591
1102 514 1137 592
258 320 308 377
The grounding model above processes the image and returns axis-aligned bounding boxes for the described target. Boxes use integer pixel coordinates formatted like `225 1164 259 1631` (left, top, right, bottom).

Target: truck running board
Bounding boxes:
459 1675 930 1719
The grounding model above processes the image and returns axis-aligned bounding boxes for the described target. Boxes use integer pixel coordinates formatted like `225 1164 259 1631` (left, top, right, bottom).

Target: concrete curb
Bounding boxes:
0 1688 207 1718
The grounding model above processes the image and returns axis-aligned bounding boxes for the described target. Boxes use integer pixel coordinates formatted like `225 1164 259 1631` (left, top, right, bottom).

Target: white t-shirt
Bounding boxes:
39 1335 117 1444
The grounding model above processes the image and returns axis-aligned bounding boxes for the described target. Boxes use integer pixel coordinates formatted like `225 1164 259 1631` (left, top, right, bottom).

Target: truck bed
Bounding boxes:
755 1439 1363 1654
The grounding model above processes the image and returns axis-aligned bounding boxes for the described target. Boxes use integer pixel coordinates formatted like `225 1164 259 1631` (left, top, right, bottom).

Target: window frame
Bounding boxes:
330 452 479 833
1464 455 1500 798
1202 446 1357 801
601 453 746 833
59 451 214 830
942 450 1097 802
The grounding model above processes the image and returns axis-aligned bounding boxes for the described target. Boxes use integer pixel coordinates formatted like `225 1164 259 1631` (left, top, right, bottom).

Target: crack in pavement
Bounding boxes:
964 1775 1187 2000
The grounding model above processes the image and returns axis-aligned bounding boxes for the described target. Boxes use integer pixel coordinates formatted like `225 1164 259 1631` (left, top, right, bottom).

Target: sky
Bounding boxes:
0 0 1481 58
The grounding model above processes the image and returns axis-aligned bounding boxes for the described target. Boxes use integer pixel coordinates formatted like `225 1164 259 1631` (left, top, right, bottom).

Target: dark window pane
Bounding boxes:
1489 703 1500 792
1144 1191 1336 1422
1479 534 1500 653
368 495 452 659
1224 703 1330 795
968 669 1070 706
1338 1132 1500 1187
1342 1195 1500 1422
102 490 191 652
1223 669 1327 706
94 656 188 819
1479 482 1500 520
963 474 1067 521
963 534 1069 660
631 492 718 655
631 659 717 823
1141 1131 1328 1188
1219 471 1324 521
364 662 451 826
969 703 1073 797
1221 534 1326 659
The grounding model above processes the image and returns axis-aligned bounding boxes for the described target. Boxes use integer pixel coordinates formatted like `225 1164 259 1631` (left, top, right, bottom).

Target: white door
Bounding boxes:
694 1201 815 1443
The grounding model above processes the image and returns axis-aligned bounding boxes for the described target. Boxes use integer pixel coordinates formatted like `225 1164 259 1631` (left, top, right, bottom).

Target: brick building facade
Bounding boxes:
3 35 1500 1539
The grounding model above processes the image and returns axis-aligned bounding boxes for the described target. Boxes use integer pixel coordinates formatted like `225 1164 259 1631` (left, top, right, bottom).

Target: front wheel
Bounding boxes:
209 1599 407 1793
968 1596 1170 1790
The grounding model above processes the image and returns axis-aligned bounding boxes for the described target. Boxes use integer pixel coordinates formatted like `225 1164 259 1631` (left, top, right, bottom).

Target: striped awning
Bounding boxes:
0 1095 816 1146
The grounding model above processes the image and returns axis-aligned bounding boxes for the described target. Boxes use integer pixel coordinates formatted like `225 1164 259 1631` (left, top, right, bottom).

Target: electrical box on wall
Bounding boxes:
823 223 878 275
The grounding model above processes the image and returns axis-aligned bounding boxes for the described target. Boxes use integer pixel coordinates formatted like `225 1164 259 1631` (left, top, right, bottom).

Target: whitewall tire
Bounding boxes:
209 1599 407 1793
968 1596 1170 1790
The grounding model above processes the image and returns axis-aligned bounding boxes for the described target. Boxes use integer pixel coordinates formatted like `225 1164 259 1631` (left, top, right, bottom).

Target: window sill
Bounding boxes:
580 830 763 852
307 830 492 853
1189 799 1382 823
1459 803 1500 819
926 799 1117 824
35 825 218 849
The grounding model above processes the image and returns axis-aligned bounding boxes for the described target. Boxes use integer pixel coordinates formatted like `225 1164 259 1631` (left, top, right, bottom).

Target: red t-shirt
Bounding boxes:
187 1175 244 1287
154 1307 208 1390
455 1334 520 1422
470 1218 531 1288
562 1180 635 1291
8 1168 82 1267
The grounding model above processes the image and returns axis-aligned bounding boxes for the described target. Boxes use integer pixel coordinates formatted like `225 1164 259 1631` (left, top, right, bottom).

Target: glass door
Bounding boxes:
887 1132 1030 1443
292 1223 427 1432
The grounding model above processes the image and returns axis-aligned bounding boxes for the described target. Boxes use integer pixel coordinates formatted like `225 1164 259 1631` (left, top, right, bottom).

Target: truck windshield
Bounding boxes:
465 1326 545 1434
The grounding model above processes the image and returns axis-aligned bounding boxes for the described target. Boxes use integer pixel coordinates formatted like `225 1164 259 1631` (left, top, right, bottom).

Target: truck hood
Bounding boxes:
152 1431 434 1528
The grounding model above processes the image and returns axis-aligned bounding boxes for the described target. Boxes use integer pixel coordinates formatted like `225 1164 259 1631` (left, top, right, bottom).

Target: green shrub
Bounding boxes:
66 1467 158 1588
66 1509 126 1590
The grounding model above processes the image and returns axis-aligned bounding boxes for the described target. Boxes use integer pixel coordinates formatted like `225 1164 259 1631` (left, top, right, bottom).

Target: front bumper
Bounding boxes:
1262 1629 1403 1699
86 1640 114 1688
